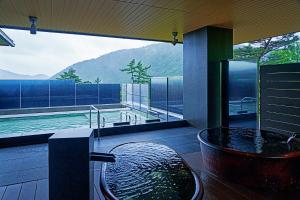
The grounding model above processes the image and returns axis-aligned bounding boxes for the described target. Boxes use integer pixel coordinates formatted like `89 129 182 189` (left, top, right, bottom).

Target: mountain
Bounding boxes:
0 69 49 80
52 43 183 83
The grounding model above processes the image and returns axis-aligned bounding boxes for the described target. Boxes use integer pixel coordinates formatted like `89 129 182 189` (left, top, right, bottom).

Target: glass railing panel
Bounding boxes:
229 61 257 128
98 84 121 104
50 80 75 107
229 61 257 116
168 76 183 115
76 83 98 105
21 80 50 108
121 84 127 104
150 77 168 120
0 80 20 109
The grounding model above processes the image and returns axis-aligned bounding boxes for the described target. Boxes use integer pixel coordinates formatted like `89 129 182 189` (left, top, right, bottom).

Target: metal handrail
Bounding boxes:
134 114 137 125
146 109 160 118
240 97 256 111
125 111 130 121
128 115 131 124
89 105 100 140
102 117 106 128
120 111 126 122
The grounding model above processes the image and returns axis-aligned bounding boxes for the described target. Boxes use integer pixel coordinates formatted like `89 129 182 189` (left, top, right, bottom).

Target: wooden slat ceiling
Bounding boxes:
0 0 300 44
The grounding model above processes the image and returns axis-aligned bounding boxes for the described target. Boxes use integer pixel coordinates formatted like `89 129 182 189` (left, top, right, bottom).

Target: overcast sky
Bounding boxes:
0 29 156 76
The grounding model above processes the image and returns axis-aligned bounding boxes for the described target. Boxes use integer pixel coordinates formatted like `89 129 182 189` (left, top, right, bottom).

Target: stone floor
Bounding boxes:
0 127 298 200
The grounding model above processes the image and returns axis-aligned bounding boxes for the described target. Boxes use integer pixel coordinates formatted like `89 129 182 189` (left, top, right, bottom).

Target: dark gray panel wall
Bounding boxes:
260 63 300 133
183 26 233 128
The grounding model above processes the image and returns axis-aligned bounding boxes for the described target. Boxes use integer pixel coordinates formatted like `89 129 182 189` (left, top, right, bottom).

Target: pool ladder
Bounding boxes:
120 112 126 122
239 97 257 113
120 111 138 125
89 105 100 140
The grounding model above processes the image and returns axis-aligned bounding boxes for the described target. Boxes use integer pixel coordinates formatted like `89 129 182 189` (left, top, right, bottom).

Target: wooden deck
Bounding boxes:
0 179 48 200
0 175 104 200
0 127 299 200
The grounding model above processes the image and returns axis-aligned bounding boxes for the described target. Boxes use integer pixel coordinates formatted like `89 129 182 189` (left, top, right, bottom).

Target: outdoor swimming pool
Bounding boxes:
0 109 158 138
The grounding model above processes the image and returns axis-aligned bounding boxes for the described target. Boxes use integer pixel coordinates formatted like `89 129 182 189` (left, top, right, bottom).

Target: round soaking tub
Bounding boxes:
100 142 204 200
198 127 300 190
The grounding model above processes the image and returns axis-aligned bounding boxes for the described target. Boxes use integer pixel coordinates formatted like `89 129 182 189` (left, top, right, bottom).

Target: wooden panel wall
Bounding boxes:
260 63 300 134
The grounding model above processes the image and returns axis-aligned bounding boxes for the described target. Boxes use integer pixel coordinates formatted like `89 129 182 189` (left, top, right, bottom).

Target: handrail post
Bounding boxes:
89 106 92 128
166 77 169 122
102 117 105 128
90 105 101 141
97 110 100 141
240 99 243 112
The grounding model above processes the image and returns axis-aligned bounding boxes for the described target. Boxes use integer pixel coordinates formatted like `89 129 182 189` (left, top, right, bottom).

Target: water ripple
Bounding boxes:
104 143 196 200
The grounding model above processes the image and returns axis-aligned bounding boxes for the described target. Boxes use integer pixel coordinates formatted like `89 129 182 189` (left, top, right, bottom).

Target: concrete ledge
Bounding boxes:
113 121 130 126
98 120 190 136
0 120 190 148
0 132 54 148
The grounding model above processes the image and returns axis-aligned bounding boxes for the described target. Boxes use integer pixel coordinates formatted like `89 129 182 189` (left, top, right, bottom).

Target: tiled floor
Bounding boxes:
0 127 299 200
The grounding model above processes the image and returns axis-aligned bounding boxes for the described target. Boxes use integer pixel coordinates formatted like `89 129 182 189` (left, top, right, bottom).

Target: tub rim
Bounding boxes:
197 127 300 159
100 141 204 200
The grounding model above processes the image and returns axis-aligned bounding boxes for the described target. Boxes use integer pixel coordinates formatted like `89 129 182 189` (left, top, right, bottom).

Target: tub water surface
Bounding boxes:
101 142 203 200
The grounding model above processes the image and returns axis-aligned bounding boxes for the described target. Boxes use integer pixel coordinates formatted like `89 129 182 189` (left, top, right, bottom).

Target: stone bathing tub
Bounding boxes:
198 127 300 190
100 142 204 200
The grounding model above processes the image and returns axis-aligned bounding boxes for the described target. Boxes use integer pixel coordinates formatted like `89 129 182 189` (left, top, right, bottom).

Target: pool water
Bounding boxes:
0 110 157 138
103 143 198 200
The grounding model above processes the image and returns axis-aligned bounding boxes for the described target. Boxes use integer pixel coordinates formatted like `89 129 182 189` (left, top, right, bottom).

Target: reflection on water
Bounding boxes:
201 128 300 154
0 110 158 137
104 143 196 200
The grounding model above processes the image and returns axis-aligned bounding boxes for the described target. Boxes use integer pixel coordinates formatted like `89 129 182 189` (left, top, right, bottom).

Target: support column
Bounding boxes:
183 26 233 129
221 60 229 127
49 128 94 200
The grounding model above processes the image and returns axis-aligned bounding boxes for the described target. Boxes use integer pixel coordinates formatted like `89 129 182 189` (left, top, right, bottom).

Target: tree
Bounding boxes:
234 33 299 65
120 59 151 83
57 68 82 83
233 33 299 117
94 77 102 84
261 42 300 65
120 59 137 83
135 61 151 84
